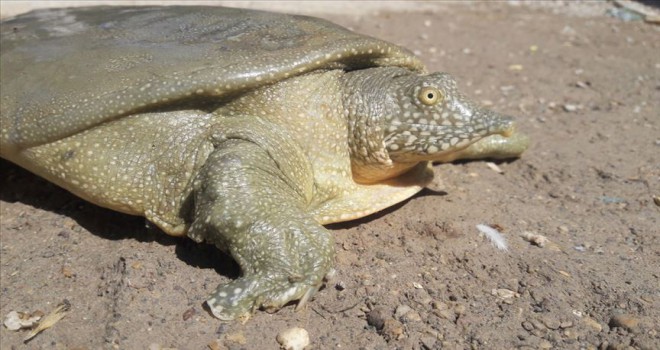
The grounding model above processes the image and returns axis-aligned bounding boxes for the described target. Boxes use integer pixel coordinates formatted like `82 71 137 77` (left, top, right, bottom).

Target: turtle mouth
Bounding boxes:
384 110 517 162
386 112 514 142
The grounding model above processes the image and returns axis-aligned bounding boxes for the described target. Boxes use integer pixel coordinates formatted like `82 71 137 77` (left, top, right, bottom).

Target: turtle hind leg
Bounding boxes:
189 137 334 320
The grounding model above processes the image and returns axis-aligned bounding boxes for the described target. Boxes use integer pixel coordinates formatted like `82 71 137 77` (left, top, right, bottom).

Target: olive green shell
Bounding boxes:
0 6 423 153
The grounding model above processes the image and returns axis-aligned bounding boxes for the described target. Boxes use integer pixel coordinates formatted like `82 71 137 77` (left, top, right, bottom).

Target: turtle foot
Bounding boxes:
206 270 329 320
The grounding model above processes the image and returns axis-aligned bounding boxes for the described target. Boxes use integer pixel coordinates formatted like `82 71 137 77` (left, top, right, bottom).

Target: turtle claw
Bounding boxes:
206 274 325 320
295 286 317 311
293 268 335 311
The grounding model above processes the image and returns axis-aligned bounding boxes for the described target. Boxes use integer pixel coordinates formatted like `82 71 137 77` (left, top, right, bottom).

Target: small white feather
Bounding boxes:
476 224 508 251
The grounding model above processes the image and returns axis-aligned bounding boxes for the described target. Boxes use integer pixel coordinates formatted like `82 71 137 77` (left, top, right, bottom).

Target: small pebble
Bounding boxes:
3 310 42 331
381 319 405 341
522 321 535 331
563 104 578 112
214 325 228 337
367 307 388 330
486 162 504 174
542 315 561 330
335 281 346 291
539 340 552 349
563 329 578 340
453 303 466 315
640 294 653 303
276 327 310 350
531 319 545 331
432 301 448 310
582 316 602 332
500 85 515 93
402 310 422 323
394 305 412 320
435 309 455 321
491 288 520 299
182 307 195 321
420 336 436 349
530 328 545 337
207 339 223 350
572 310 583 317
61 265 76 278
560 321 574 328
575 81 590 88
520 231 553 249
608 314 640 332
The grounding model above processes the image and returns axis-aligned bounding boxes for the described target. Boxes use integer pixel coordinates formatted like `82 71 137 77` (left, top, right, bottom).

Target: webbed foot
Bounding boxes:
206 266 334 320
203 217 335 321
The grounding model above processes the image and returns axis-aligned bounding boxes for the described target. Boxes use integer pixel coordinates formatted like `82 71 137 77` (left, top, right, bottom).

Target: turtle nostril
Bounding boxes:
496 117 515 137
501 124 514 137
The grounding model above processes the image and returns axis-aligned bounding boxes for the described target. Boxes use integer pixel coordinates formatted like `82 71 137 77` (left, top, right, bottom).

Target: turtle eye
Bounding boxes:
418 87 443 106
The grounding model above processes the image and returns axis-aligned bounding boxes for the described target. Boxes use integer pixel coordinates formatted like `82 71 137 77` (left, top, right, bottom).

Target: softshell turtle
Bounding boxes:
0 6 529 320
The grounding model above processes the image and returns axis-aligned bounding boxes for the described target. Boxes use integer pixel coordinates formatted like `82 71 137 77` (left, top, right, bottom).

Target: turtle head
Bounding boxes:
381 69 516 162
343 67 526 180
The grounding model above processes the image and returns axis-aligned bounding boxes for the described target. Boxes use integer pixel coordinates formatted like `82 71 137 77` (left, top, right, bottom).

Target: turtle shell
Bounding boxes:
0 6 424 152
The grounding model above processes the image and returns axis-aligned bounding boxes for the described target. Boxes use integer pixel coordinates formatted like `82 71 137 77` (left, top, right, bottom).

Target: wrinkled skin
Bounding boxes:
0 6 528 320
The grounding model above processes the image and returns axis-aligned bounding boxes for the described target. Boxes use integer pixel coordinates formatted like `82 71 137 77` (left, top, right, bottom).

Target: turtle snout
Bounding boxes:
472 109 516 138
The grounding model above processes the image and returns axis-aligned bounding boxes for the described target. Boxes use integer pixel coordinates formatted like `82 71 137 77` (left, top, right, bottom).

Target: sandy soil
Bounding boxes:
1 2 658 349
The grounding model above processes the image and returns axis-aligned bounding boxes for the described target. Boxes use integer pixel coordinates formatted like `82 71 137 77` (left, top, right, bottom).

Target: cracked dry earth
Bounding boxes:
1 2 658 350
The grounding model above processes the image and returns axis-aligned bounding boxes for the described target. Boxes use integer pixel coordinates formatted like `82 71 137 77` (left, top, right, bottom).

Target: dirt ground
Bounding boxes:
1 1 658 349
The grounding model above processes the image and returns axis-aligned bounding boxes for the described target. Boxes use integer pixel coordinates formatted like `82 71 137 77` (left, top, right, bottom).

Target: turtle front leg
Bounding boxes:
188 137 334 321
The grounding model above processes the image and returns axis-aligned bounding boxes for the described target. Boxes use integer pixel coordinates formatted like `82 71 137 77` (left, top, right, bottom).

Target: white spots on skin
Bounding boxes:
375 69 507 159
3 10 509 315
456 139 471 148
20 109 216 233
